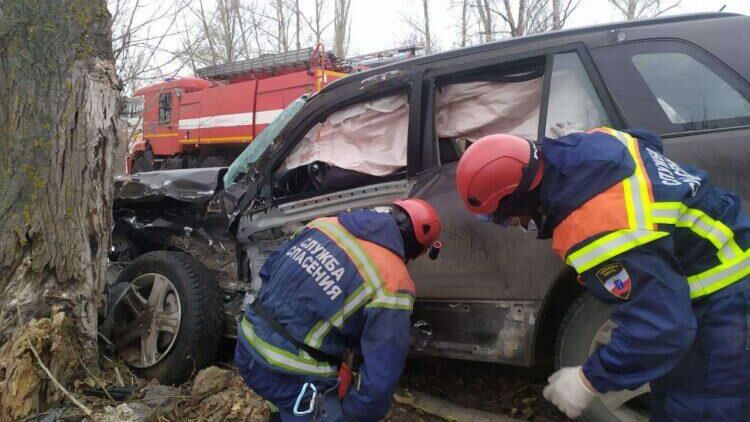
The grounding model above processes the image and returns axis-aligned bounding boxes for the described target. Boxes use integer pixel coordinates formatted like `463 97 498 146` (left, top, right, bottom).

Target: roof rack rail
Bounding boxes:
343 46 421 68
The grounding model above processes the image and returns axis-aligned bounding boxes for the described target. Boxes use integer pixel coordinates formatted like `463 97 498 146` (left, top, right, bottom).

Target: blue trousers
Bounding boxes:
650 288 750 421
234 345 345 421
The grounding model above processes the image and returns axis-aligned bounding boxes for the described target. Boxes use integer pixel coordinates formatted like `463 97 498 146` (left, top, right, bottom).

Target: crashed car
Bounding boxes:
107 12 750 422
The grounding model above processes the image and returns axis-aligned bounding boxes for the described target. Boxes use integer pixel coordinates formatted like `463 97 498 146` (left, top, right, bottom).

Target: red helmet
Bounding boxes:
392 199 442 249
456 134 543 215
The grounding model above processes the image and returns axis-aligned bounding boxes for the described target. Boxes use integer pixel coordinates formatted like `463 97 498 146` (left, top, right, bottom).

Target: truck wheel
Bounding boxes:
111 251 224 385
556 294 650 422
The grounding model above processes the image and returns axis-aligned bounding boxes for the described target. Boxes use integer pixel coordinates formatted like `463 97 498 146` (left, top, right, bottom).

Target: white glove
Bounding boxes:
549 121 583 138
543 366 597 419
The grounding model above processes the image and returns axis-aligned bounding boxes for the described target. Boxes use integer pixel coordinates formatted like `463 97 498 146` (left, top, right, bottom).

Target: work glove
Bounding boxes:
549 121 583 138
543 366 597 419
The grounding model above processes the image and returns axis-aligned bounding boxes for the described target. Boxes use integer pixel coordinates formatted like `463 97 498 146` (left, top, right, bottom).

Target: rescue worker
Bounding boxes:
455 127 750 420
234 199 442 421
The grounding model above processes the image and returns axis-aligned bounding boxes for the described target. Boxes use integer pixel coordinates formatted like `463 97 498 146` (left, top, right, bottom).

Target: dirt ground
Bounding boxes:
398 357 569 422
18 353 570 421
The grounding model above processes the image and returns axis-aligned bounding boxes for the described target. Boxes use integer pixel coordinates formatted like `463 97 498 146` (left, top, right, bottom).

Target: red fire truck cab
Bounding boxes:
127 47 355 173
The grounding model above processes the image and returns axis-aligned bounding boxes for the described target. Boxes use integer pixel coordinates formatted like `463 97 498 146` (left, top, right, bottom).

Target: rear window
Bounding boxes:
592 40 750 134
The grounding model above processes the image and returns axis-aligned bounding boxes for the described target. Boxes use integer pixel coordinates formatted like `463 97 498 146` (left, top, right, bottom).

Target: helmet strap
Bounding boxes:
393 206 424 262
493 140 541 221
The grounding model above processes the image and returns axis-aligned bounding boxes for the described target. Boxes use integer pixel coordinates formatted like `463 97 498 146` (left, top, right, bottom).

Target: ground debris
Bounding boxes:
99 402 151 422
83 365 267 422
400 358 569 421
191 366 233 397
394 389 522 422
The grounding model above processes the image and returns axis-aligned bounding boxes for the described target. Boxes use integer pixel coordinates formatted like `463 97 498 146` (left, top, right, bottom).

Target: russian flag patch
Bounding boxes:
595 262 631 299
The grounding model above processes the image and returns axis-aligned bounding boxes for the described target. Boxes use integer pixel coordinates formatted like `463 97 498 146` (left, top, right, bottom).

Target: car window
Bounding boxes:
592 40 750 134
433 61 544 165
224 96 308 188
632 53 750 126
273 92 408 199
545 52 610 137
158 93 172 125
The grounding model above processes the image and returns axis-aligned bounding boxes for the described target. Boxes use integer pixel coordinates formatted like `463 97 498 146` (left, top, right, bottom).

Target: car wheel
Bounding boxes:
111 251 223 385
556 294 650 422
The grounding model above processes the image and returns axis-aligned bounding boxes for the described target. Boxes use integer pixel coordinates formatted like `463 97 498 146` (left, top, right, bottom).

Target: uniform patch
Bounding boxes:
596 263 631 299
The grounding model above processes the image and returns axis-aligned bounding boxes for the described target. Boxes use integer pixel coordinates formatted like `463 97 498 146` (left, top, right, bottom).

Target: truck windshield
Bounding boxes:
224 96 308 188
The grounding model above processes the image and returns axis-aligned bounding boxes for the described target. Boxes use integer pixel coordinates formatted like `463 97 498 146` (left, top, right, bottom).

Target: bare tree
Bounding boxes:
552 0 581 30
0 0 121 419
272 0 291 52
333 0 352 57
458 0 471 47
402 0 439 54
294 0 301 49
300 0 331 46
608 0 682 20
476 0 495 42
480 0 581 38
188 0 246 67
492 0 551 37
451 0 483 47
110 0 192 95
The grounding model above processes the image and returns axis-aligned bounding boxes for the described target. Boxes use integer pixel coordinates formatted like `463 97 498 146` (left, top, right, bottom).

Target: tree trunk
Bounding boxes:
0 0 121 419
295 0 302 50
552 0 562 29
422 0 432 54
459 0 469 47
476 0 494 43
334 0 351 58
627 0 636 20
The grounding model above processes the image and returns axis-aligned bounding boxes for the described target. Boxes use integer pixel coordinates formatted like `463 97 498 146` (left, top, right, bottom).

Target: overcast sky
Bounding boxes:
350 0 749 55
117 0 750 83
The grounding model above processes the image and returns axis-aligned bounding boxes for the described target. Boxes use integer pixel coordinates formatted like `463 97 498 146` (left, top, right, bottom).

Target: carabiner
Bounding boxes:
293 382 318 416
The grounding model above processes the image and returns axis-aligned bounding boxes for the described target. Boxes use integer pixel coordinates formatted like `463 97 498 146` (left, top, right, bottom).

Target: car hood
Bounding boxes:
114 167 227 205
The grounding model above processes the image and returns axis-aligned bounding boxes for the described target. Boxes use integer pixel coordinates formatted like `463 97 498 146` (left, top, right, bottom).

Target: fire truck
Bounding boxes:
126 46 418 173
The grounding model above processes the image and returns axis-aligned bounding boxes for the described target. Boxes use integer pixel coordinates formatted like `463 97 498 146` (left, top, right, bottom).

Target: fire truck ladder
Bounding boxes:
196 47 321 80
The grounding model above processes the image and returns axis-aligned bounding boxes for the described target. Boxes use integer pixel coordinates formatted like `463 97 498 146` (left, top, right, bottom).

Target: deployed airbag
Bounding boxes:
435 78 542 141
284 94 408 176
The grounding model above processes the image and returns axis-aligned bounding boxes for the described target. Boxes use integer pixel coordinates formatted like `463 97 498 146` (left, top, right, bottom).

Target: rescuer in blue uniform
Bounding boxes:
234 199 442 421
455 127 750 421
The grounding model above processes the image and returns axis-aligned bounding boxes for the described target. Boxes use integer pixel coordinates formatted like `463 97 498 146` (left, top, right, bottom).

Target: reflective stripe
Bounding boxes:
367 293 414 310
652 202 742 263
308 220 384 292
577 129 747 299
608 130 655 231
305 283 373 348
688 250 750 298
304 220 384 348
241 319 338 376
567 229 669 273
303 220 414 348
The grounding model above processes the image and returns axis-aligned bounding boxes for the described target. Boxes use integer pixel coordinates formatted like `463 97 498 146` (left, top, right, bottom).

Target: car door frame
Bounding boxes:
236 73 424 239
418 42 627 170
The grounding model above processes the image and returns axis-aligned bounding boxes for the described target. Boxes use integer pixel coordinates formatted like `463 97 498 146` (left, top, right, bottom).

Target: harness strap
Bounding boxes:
252 301 342 367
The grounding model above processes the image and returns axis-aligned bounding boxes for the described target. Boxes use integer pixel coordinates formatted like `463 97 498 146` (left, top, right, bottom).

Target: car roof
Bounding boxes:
323 12 740 92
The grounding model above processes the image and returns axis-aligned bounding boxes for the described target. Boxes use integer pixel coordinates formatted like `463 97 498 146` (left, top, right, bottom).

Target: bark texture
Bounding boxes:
0 0 121 419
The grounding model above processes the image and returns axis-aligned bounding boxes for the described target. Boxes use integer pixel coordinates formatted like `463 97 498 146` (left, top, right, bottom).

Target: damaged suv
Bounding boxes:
108 13 750 422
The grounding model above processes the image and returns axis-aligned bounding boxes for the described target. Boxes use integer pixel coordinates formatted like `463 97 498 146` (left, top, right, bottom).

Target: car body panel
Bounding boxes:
111 13 750 368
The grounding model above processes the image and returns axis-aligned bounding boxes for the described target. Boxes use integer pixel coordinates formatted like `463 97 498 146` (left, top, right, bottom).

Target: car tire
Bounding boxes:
111 251 224 385
556 294 650 422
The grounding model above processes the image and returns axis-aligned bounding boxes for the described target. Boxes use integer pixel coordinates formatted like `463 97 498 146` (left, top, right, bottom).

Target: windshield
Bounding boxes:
223 96 308 188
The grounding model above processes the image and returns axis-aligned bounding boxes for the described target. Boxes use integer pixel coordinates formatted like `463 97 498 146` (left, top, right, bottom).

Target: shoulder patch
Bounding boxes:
595 262 631 299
